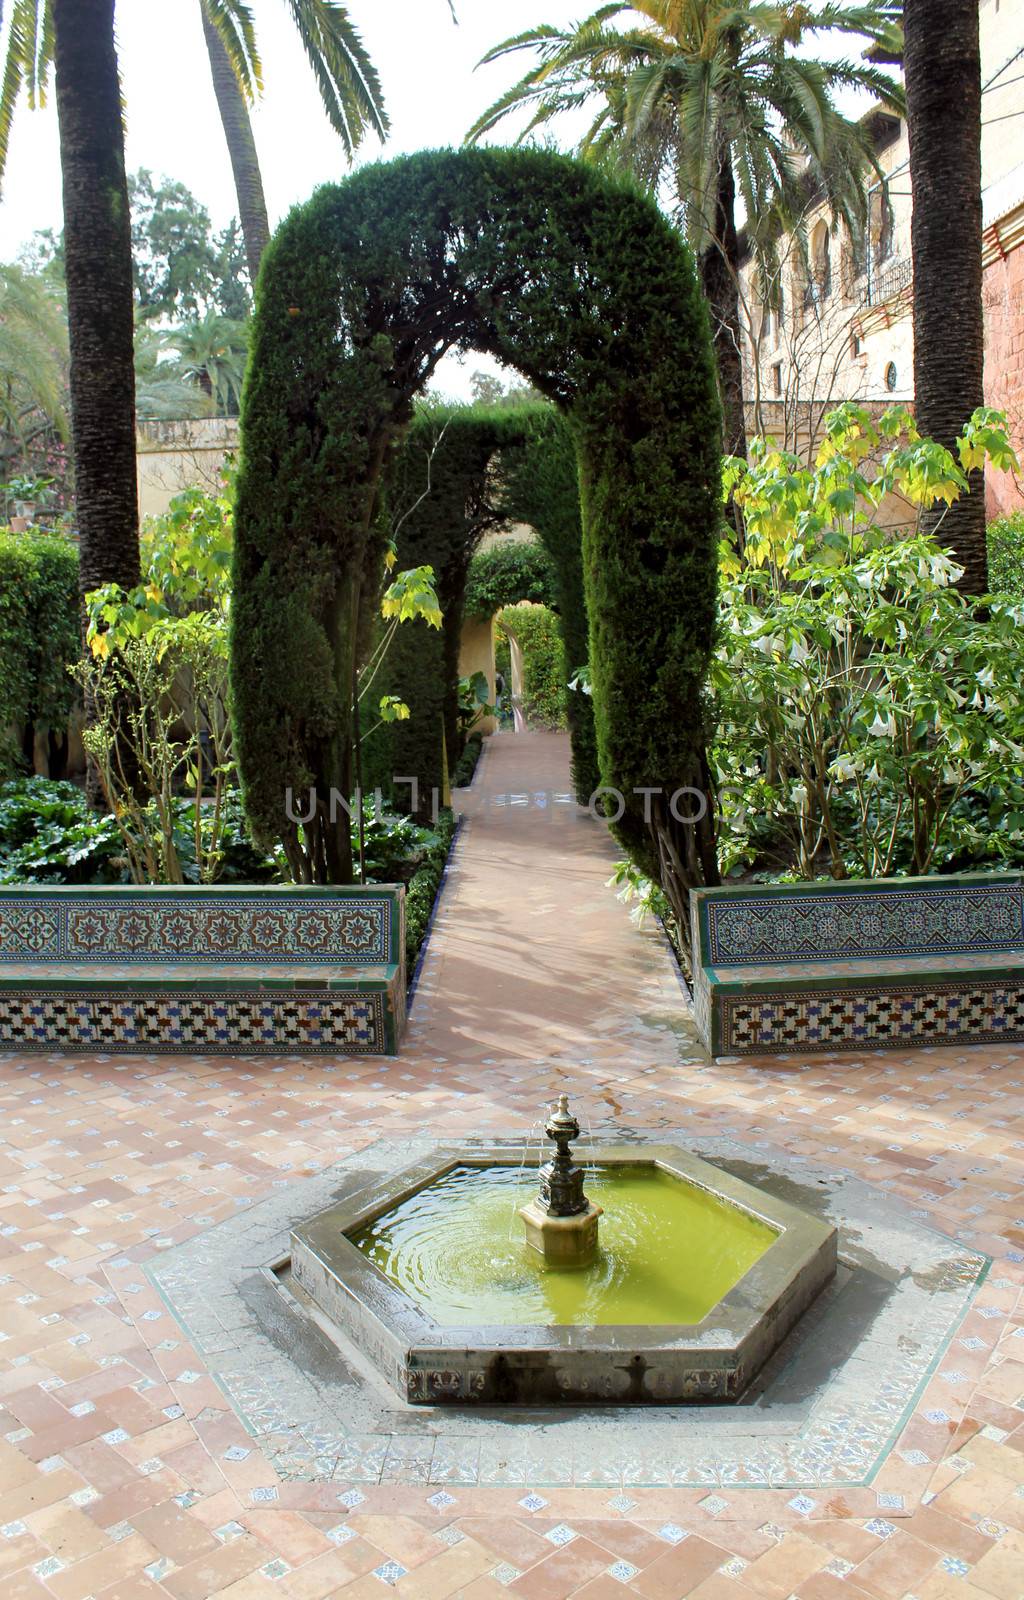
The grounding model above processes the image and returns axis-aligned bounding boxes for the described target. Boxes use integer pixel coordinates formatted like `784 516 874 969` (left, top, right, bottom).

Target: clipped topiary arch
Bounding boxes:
232 147 721 896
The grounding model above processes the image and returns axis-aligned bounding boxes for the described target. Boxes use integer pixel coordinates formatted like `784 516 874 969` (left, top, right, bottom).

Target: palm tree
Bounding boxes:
166 310 250 415
0 262 69 461
903 0 986 593
198 0 388 284
468 2 904 461
1 1 140 587
134 320 216 423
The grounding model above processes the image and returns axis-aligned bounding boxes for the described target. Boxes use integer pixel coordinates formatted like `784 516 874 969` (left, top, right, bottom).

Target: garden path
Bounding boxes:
0 737 1021 1598
407 727 700 1075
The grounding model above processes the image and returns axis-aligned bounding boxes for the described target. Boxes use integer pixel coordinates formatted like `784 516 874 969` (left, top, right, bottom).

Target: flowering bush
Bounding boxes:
712 405 1024 880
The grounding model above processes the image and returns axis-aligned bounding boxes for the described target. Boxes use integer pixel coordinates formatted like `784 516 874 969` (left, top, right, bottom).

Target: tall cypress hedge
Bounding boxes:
232 146 721 911
367 404 529 814
494 406 598 802
0 533 80 776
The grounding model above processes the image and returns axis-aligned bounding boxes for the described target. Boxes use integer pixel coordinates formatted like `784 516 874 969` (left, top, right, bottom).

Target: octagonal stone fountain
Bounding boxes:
290 1097 836 1405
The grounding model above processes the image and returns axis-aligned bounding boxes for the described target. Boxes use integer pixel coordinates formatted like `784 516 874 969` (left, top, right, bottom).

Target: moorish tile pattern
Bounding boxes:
0 733 1021 1599
0 885 406 1055
148 1134 988 1487
0 887 399 963
691 873 1024 1056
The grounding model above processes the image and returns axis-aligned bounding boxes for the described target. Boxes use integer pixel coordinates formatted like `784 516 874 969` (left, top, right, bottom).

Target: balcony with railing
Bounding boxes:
865 255 912 306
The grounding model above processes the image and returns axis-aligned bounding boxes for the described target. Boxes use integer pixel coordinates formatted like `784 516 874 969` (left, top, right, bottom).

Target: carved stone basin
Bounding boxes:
290 1143 837 1406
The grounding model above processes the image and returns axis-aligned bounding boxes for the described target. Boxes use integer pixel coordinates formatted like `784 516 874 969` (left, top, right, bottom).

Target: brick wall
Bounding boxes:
984 241 1024 520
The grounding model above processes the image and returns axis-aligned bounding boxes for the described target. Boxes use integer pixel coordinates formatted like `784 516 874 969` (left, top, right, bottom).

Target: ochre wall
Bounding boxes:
457 617 497 737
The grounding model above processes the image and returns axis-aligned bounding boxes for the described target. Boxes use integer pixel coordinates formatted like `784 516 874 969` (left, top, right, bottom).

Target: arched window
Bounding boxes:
870 190 894 265
811 221 831 301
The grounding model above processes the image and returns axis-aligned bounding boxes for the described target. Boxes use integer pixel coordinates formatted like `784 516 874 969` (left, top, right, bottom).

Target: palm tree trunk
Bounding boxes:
700 141 748 463
52 0 141 807
52 0 139 608
904 0 986 592
200 1 271 285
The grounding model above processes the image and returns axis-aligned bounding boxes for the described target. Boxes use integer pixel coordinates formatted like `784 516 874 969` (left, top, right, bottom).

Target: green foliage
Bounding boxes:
140 475 236 614
464 540 556 618
451 731 483 789
359 403 538 817
607 856 678 948
129 169 252 322
0 776 434 888
496 603 567 729
77 613 234 885
404 808 458 972
163 310 249 417
988 510 1024 596
0 777 124 884
233 148 720 909
469 3 904 298
456 672 494 740
713 405 1024 881
0 261 68 453
79 481 236 884
0 530 79 774
494 405 598 801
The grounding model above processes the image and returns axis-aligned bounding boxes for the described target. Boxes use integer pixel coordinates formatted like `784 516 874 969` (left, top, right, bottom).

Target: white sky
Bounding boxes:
0 1 597 398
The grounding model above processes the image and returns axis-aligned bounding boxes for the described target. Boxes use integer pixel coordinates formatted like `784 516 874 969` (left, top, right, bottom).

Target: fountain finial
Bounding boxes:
519 1093 602 1266
538 1094 589 1217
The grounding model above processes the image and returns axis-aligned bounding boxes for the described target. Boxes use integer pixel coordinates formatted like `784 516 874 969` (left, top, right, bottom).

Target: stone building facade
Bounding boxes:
740 0 1024 516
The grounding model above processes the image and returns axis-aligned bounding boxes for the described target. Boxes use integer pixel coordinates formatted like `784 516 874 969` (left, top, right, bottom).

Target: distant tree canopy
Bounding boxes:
25 171 251 324
129 170 251 322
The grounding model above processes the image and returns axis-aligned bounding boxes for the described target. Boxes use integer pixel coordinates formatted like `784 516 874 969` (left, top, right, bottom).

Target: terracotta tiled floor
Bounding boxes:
1 731 1022 1598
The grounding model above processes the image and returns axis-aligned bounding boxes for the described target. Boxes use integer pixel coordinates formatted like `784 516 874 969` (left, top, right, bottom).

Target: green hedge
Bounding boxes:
233 146 721 894
364 404 537 815
405 807 458 973
988 510 1024 595
497 603 566 729
465 540 557 618
451 731 483 789
0 532 80 774
495 407 598 801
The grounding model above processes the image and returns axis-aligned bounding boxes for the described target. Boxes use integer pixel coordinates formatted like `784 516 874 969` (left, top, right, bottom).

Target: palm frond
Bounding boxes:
282 0 387 154
202 0 263 101
0 0 50 188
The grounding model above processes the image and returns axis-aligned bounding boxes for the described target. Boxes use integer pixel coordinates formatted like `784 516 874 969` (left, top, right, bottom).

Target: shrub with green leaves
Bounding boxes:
233 146 721 917
988 509 1024 596
713 404 1024 881
496 603 567 729
365 405 531 814
464 540 556 618
494 407 599 802
0 530 79 775
404 808 458 972
0 777 124 883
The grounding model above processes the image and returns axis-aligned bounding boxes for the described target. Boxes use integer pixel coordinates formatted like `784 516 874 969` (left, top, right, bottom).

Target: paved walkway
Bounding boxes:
0 730 1021 1600
409 729 697 1072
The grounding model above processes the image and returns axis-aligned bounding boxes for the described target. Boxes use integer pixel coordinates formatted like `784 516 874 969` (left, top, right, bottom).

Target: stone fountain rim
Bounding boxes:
289 1141 837 1381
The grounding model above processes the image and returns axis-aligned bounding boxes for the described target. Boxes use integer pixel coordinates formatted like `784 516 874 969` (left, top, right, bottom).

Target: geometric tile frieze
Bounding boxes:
0 886 399 964
698 876 1024 966
147 1133 989 1492
0 988 389 1054
690 875 1024 1056
721 979 1024 1055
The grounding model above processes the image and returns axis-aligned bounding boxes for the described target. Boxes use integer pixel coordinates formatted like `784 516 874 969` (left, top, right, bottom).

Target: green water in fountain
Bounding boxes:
348 1164 777 1326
